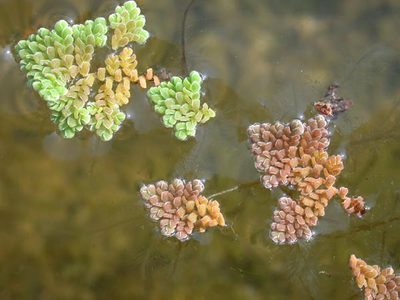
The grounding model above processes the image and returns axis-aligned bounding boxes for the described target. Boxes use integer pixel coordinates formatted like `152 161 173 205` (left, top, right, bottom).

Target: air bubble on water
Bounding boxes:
1 46 13 62
338 148 347 160
126 112 133 120
2 46 11 56
199 71 208 81
124 102 135 121
65 17 75 25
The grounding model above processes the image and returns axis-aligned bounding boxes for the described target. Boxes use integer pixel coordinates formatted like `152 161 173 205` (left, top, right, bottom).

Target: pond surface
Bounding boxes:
1 0 400 299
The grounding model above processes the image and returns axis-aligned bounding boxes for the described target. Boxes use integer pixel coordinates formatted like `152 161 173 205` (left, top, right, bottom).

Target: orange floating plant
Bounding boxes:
140 179 226 241
349 255 400 300
248 92 366 244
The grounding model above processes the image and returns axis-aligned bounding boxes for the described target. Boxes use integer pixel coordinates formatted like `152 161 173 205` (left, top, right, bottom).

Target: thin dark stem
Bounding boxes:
88 218 137 235
339 46 380 84
181 0 196 74
320 215 400 240
171 242 186 276
208 186 239 199
298 274 316 300
207 180 261 199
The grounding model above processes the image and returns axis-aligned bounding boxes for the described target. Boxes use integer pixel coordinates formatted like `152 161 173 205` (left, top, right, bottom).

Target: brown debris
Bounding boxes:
157 67 173 81
140 179 226 241
248 115 365 244
314 84 353 118
349 255 400 300
339 187 367 217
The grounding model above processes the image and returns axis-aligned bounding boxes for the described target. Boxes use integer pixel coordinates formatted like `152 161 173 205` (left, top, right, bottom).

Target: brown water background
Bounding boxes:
1 0 400 299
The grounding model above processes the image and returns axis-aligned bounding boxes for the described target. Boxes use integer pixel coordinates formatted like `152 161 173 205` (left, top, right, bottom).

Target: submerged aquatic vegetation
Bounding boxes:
248 114 366 244
147 71 216 140
140 179 225 241
349 255 400 300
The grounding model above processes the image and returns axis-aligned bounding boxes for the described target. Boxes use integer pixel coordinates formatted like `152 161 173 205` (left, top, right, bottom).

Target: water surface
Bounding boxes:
1 0 400 299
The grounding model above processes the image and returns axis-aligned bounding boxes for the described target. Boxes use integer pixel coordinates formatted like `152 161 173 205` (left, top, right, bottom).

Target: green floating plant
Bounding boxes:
49 74 95 138
14 10 129 141
15 19 108 101
15 1 215 141
72 18 108 77
15 17 109 139
147 71 216 140
87 102 126 142
15 20 76 102
109 0 149 50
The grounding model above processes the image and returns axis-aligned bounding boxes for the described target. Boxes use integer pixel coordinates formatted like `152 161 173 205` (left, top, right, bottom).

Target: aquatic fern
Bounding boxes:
349 255 400 299
248 113 366 244
15 1 214 142
86 47 138 141
147 71 216 140
109 1 149 50
15 18 109 139
72 18 108 76
15 20 77 102
49 74 95 138
140 179 226 241
87 102 126 142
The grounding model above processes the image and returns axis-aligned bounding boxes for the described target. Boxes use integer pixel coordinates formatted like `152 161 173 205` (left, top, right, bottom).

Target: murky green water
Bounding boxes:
1 0 400 299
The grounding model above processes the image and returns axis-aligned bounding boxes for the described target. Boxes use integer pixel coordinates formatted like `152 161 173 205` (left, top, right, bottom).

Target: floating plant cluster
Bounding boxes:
140 179 225 241
247 115 366 244
15 1 215 141
350 255 400 300
147 71 216 140
14 2 146 140
14 2 389 297
15 18 108 102
108 0 149 50
90 47 139 141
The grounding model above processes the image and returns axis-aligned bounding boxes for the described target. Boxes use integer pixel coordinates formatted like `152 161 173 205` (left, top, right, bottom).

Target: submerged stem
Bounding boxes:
207 180 261 199
181 0 196 74
208 186 239 199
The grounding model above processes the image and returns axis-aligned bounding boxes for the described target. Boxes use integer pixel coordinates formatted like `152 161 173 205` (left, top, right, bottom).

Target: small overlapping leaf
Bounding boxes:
87 102 126 141
15 16 111 139
15 20 77 102
84 47 138 141
72 18 108 77
109 1 149 50
48 74 95 138
147 71 216 140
